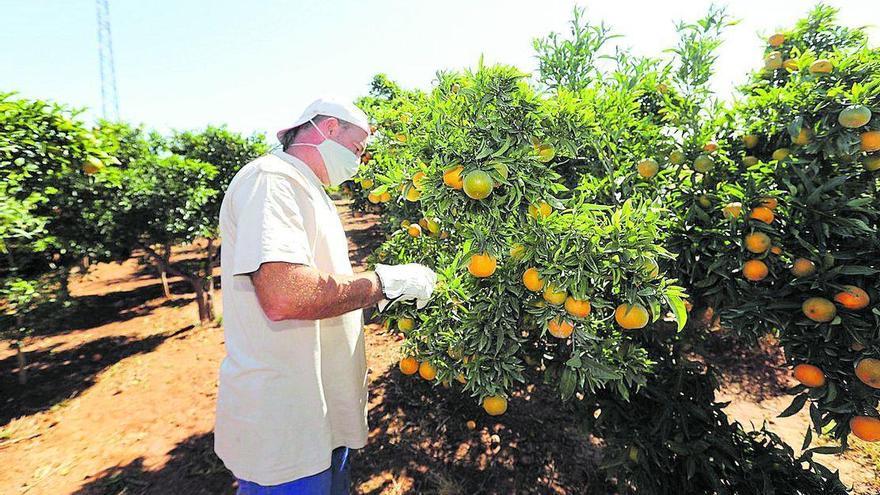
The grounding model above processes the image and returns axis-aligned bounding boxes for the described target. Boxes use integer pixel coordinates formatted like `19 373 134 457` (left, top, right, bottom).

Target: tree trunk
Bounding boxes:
192 277 212 325
159 243 172 299
16 343 27 385
58 265 70 302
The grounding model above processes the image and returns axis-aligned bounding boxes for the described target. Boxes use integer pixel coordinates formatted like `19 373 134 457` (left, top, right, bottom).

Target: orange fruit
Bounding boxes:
834 285 870 310
764 51 783 70
379 191 392 202
802 297 837 322
864 155 880 171
637 158 659 178
509 243 526 260
615 303 649 330
669 150 685 164
793 363 826 388
528 201 552 219
456 373 467 384
743 155 759 166
743 259 769 282
536 144 555 162
397 317 415 332
643 258 660 279
723 202 743 219
850 416 880 442
749 206 775 224
768 33 785 47
791 258 817 277
783 59 799 71
408 224 422 238
547 317 574 339
542 283 567 305
418 361 437 381
466 420 477 430
412 171 427 190
855 358 880 389
367 192 382 204
522 268 544 292
443 165 464 189
462 170 493 200
693 154 714 173
399 357 419 375
809 59 833 74
758 197 778 209
360 178 374 189
860 131 880 152
405 187 421 202
793 127 811 145
743 134 759 149
482 395 508 416
468 252 497 278
564 297 592 318
395 133 408 143
703 141 719 153
772 148 790 161
745 232 772 253
770 246 783 255
838 105 871 129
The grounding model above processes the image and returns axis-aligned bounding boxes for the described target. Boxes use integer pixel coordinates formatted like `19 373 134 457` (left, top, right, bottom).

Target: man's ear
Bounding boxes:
324 117 340 137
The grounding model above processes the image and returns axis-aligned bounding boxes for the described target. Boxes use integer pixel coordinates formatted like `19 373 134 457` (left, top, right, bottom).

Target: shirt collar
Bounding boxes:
271 149 325 190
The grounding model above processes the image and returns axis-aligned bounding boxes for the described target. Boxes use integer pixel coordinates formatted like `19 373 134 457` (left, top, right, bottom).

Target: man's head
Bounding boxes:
280 115 368 158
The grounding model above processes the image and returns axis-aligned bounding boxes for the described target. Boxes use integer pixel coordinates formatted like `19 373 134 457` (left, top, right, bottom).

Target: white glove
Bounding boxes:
375 263 437 311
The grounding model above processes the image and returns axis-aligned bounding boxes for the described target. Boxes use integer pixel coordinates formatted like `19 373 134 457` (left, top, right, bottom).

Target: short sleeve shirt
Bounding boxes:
214 150 368 485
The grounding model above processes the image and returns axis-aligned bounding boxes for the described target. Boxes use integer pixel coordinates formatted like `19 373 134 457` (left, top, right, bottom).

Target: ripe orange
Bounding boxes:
542 284 567 305
749 206 775 224
860 131 880 152
855 358 880 389
838 105 871 129
397 317 415 332
758 197 778 209
528 201 552 220
864 155 880 171
367 192 382 204
395 133 408 143
564 297 592 318
723 202 743 219
765 51 783 70
615 303 649 330
768 33 785 47
791 258 817 277
850 416 880 442
405 187 421 202
443 165 464 189
745 232 772 253
483 395 508 416
419 361 437 381
793 127 811 145
408 224 422 238
669 150 685 164
522 268 544 292
547 317 574 338
743 259 769 282
462 170 493 200
361 178 374 189
802 297 837 322
783 59 798 71
809 59 833 74
793 364 826 388
379 191 392 202
412 171 427 190
693 154 714 173
743 134 759 149
399 357 419 375
468 252 498 278
703 141 719 153
834 285 870 310
771 246 783 255
637 158 659 178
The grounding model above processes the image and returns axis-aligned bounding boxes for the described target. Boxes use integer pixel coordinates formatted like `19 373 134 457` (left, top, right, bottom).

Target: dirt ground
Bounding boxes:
1 199 877 494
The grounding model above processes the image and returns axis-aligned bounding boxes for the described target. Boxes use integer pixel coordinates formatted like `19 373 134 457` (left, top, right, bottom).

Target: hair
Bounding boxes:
280 115 354 149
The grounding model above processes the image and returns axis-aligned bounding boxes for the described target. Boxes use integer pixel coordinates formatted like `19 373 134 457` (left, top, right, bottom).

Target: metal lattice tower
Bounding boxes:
96 0 119 120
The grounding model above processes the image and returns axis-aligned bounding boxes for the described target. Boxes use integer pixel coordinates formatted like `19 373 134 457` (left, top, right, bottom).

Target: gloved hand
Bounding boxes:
374 263 437 311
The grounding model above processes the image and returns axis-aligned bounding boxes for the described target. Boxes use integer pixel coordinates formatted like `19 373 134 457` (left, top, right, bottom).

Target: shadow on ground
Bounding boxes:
699 332 791 402
0 326 192 427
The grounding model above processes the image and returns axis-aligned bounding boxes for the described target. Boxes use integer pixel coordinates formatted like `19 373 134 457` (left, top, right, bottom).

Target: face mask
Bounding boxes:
291 119 360 186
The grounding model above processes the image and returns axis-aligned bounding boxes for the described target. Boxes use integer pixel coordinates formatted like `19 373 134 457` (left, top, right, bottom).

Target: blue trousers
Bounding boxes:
236 447 351 495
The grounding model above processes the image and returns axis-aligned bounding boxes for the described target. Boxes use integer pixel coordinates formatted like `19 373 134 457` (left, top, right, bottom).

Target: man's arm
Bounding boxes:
251 261 385 321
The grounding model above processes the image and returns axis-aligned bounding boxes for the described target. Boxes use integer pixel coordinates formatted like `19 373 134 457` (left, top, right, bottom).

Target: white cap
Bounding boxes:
276 97 371 142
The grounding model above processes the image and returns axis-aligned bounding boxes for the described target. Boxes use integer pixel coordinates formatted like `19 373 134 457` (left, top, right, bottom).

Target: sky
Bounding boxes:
1 0 878 142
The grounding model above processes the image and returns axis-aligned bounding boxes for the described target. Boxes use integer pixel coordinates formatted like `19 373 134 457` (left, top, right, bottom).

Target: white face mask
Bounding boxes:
291 119 360 186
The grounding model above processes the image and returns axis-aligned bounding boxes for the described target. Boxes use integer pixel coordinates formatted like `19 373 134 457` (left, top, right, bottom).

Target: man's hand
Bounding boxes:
374 263 437 310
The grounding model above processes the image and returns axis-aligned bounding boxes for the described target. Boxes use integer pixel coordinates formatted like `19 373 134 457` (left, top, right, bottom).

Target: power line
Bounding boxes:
96 0 119 121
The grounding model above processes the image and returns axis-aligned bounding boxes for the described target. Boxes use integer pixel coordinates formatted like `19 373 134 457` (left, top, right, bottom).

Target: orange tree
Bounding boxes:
679 5 880 448
351 7 850 491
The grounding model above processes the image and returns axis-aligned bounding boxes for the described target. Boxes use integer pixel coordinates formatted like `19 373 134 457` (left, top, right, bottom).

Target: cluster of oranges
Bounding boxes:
736 197 778 282
398 353 508 416
636 140 721 180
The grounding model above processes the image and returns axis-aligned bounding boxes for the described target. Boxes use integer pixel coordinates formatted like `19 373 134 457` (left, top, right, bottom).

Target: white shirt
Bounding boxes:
214 150 368 485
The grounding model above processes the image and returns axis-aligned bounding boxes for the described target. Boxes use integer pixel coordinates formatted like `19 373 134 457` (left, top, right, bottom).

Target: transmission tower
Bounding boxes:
96 0 120 121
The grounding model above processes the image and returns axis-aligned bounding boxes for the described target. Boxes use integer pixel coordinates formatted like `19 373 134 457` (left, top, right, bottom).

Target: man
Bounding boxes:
215 98 437 494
